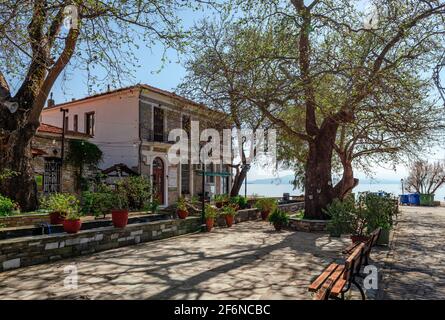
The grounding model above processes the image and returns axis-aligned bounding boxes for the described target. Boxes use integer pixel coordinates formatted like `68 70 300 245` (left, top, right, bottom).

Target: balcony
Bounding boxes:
145 129 175 144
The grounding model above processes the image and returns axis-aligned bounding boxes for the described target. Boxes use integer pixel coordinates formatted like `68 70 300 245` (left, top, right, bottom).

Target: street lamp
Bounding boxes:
400 178 404 195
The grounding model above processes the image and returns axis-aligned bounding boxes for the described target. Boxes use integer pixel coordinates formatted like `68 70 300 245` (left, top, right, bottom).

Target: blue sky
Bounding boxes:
48 1 443 181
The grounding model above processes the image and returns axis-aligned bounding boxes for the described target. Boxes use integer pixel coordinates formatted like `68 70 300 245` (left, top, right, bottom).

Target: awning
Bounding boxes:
195 170 231 177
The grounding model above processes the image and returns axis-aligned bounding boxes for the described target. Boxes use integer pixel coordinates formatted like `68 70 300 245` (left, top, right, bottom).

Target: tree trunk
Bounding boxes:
230 165 249 197
304 119 338 219
333 160 359 200
0 127 38 211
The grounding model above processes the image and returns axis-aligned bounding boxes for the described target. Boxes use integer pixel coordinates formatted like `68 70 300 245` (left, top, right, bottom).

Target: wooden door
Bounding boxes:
152 157 165 205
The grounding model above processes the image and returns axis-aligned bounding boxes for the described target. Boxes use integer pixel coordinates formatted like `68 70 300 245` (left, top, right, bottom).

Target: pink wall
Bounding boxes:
41 90 140 171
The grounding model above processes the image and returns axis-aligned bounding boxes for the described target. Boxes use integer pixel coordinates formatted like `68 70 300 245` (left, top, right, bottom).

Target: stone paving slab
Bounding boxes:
378 206 445 300
0 221 352 300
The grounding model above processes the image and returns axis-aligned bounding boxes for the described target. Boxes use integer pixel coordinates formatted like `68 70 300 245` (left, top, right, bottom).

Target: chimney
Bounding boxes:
47 92 55 108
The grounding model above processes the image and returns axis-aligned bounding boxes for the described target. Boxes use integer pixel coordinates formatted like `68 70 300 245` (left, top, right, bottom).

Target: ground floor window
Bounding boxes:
43 158 61 193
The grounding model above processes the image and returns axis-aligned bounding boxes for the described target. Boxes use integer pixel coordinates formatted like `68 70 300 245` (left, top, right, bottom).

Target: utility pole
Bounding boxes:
60 108 69 192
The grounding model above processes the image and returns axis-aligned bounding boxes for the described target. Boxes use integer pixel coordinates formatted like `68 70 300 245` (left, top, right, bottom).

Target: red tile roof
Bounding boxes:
37 123 91 139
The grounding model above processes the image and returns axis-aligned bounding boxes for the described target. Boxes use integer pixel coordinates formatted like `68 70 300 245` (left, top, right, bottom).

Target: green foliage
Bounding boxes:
65 210 82 221
204 204 218 219
81 186 114 218
268 208 289 226
0 195 14 216
220 205 237 216
111 191 129 211
148 198 160 214
324 193 397 237
214 194 229 203
190 195 199 206
40 193 79 214
230 195 248 209
65 140 103 191
176 196 188 211
116 176 152 210
0 169 18 182
255 198 277 213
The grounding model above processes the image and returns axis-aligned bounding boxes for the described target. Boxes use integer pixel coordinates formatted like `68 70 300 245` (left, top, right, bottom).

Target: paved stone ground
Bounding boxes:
1 206 443 300
0 221 352 300
377 206 445 300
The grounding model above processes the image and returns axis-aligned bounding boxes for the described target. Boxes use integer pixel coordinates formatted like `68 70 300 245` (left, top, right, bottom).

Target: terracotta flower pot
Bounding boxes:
206 218 214 232
261 210 270 221
274 223 283 231
63 219 82 234
49 211 65 225
351 235 370 243
112 209 129 228
225 215 234 227
177 209 189 219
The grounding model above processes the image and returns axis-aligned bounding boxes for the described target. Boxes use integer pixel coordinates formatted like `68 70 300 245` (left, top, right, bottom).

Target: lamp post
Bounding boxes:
401 178 404 195
60 108 69 192
199 144 206 232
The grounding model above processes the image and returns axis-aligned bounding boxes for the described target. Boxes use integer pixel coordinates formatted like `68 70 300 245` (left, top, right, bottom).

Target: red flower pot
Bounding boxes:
261 210 270 221
225 215 234 227
49 211 65 225
206 218 214 232
63 219 82 234
112 210 129 228
177 209 189 219
351 235 370 243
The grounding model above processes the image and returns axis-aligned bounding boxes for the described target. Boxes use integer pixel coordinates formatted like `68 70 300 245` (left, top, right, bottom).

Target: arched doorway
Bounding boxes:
152 157 165 205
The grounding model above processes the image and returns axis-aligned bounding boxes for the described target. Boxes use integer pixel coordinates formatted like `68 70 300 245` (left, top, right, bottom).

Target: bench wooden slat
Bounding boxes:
308 263 339 292
313 265 345 300
330 277 347 296
342 242 360 254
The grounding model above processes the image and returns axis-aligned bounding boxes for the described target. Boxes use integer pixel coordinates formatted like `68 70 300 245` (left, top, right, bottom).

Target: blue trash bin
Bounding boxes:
399 194 409 205
408 193 420 206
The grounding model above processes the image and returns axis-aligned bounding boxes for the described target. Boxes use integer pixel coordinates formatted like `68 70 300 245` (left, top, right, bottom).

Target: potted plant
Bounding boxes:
111 191 129 228
268 208 289 231
324 197 356 238
81 186 114 219
255 198 277 220
40 193 79 225
62 209 82 234
365 193 397 245
148 197 160 214
214 194 229 208
176 196 189 219
220 204 237 227
204 204 218 232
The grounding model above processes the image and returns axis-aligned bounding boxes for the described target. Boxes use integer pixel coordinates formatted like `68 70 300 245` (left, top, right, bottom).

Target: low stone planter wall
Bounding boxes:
0 217 200 272
288 218 327 232
0 214 50 228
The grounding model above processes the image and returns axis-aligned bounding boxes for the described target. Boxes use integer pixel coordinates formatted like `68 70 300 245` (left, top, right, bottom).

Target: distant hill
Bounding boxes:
248 175 401 185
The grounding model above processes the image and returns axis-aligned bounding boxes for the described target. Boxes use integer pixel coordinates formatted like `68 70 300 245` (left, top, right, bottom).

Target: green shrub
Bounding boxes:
221 205 237 216
116 176 152 210
324 193 397 237
214 194 229 203
40 193 79 214
176 196 188 211
230 195 248 209
268 208 290 226
204 204 218 219
0 195 14 217
81 188 114 218
255 198 277 213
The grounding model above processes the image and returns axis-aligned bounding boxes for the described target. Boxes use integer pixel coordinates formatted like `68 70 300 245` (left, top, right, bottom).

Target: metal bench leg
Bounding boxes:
352 279 366 300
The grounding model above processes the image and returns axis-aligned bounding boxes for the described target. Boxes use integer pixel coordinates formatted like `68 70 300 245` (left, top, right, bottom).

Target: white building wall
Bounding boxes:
41 90 140 171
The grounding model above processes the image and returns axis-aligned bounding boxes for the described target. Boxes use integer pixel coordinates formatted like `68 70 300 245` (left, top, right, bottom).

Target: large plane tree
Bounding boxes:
219 0 445 218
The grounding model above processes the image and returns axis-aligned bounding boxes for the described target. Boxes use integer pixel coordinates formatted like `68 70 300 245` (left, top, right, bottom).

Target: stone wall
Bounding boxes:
0 217 200 272
288 219 327 232
0 214 50 228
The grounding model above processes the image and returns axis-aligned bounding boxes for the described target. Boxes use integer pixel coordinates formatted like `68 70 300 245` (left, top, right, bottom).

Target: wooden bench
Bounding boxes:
342 228 381 265
308 242 367 300
308 228 382 300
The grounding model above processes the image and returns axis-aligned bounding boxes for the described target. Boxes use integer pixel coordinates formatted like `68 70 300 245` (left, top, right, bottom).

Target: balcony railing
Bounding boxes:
145 129 175 144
